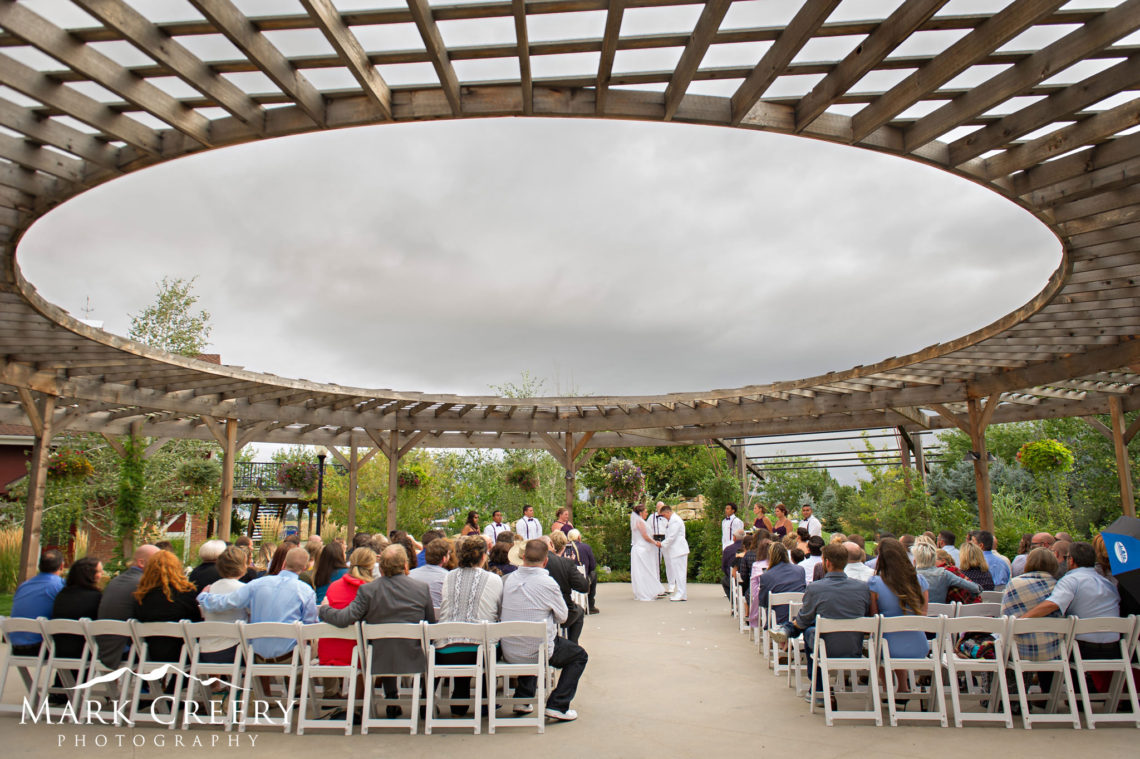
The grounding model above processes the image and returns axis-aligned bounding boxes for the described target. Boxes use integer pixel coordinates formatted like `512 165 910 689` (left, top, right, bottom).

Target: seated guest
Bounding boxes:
795 526 810 555
975 530 1010 586
721 530 744 599
409 537 451 608
1002 547 1063 689
1051 541 1071 579
9 550 66 654
501 539 589 722
869 538 929 672
736 534 759 613
1010 533 1033 578
369 534 391 577
298 539 323 587
281 534 301 547
318 547 375 696
790 548 805 564
313 541 349 604
562 529 598 615
770 544 871 703
958 542 995 591
488 540 517 576
188 539 227 591
747 539 772 628
1094 533 1139 615
197 547 317 662
914 542 978 603
320 545 435 713
936 531 960 563
352 532 373 550
843 542 875 582
800 536 824 585
755 542 806 626
96 544 159 667
540 535 589 643
254 543 276 575
438 535 503 714
133 550 202 662
390 530 419 570
50 557 104 659
232 536 259 582
415 530 443 568
1021 542 1120 661
266 544 290 576
196 546 249 663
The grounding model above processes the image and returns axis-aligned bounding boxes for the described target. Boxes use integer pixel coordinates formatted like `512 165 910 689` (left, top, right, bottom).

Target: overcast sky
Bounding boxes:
18 117 1058 399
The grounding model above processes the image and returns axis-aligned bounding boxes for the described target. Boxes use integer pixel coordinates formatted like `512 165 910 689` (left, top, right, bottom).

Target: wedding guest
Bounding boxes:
437 535 503 714
189 540 226 591
8 550 66 653
95 544 159 667
914 542 978 604
317 547 375 695
312 541 348 603
958 542 995 591
488 540 517 576
266 544 290 576
50 557 104 659
1002 547 1063 688
254 543 276 575
196 546 248 663
460 511 481 536
408 537 451 607
133 550 202 661
562 529 597 614
755 542 806 625
870 539 929 677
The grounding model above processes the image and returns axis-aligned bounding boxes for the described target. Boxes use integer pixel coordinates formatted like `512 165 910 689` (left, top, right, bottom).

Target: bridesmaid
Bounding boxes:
752 503 774 532
772 503 795 537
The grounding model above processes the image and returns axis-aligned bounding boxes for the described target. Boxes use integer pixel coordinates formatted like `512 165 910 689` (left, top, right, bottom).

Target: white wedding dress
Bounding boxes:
630 512 664 601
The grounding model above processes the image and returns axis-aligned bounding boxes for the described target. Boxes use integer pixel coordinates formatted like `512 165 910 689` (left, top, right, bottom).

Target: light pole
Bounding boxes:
315 446 327 537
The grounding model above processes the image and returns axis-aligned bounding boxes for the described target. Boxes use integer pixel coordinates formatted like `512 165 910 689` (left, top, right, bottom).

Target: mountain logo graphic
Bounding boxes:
68 664 247 692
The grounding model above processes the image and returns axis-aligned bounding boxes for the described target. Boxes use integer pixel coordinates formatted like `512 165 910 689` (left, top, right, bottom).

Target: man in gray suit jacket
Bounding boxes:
320 544 436 710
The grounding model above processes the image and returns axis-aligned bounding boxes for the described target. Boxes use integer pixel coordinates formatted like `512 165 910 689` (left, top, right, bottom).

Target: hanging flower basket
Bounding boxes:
176 459 221 491
277 461 318 492
506 465 539 492
1016 439 1075 476
48 448 94 479
603 458 644 504
397 468 422 489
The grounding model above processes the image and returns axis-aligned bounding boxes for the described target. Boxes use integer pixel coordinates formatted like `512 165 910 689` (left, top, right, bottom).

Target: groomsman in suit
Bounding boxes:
722 503 744 549
649 502 672 594
660 505 689 602
516 504 542 540
484 509 511 540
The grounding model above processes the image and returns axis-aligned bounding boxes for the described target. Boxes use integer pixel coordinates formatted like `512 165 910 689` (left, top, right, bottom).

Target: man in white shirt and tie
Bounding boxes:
516 504 541 540
660 505 690 602
484 509 511 541
721 503 744 549
650 502 672 594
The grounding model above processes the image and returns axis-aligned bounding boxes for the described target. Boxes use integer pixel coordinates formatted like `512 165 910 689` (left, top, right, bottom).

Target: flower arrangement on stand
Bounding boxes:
277 461 318 493
506 464 539 492
602 458 645 504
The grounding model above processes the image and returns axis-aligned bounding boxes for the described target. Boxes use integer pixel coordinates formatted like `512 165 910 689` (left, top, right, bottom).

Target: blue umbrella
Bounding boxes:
1101 515 1140 609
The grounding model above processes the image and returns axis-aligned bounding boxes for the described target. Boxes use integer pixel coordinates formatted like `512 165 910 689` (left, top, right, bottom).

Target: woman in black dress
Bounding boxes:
50 556 104 659
132 550 202 662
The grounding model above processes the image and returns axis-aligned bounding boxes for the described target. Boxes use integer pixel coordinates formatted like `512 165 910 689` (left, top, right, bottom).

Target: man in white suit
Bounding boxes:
660 505 689 602
650 502 673 595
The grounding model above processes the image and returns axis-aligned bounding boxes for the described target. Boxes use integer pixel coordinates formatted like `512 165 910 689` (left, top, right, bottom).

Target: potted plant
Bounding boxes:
506 464 539 492
277 461 318 492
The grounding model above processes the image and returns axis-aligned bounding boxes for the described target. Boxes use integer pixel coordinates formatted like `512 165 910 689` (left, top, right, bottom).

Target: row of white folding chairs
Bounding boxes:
0 617 550 736
758 611 1140 729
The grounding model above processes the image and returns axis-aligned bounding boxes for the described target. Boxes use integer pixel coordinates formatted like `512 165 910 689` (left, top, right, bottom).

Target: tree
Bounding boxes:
578 445 725 500
128 276 212 356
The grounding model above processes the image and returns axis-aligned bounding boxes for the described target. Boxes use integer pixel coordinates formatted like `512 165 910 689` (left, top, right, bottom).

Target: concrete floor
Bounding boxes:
2 583 1137 757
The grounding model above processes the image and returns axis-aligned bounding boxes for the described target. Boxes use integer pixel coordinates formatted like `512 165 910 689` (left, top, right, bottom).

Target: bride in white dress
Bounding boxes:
630 503 664 601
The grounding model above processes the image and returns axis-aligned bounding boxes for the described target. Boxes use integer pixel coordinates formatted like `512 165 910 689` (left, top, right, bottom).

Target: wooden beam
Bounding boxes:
927 403 969 434
142 436 170 458
850 0 1069 142
730 0 841 125
949 52 1140 166
1109 395 1136 517
299 0 392 119
1125 414 1140 446
73 0 265 130
199 415 227 446
100 431 127 458
0 0 212 146
0 53 162 155
1082 416 1113 440
17 393 53 585
0 98 120 170
662 0 731 121
511 0 532 115
365 427 391 457
398 429 429 458
16 386 42 436
218 417 237 540
571 429 595 461
387 428 398 534
795 0 948 132
346 443 359 539
595 0 624 115
406 0 461 115
905 0 1140 152
967 396 994 533
187 0 326 127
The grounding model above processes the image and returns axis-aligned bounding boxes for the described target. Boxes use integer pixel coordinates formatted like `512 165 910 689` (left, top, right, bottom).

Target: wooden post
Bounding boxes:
913 432 926 487
17 393 55 585
737 442 748 504
1109 395 1136 517
387 428 399 534
247 502 259 539
347 443 359 539
218 417 237 541
967 398 995 533
564 432 575 513
897 427 913 487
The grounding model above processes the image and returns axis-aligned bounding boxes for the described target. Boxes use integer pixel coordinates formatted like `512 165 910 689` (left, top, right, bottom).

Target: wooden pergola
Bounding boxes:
1 0 1138 583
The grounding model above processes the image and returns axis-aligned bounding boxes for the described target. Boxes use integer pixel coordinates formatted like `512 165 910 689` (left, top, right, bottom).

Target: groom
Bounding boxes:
660 505 689 602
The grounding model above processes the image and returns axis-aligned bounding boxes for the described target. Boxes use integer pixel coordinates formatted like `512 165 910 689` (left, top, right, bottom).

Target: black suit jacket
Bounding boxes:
545 551 589 608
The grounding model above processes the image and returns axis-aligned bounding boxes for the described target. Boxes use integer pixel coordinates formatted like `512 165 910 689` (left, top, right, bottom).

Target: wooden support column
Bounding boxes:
967 397 997 533
897 426 914 487
913 433 927 486
1109 395 1137 517
330 439 380 541
218 417 237 541
17 392 55 585
387 428 399 535
737 442 748 504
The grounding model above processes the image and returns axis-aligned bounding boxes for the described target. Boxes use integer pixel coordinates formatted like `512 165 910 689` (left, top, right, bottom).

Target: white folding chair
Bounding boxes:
126 620 187 728
755 603 767 655
786 601 811 695
879 615 947 726
812 616 882 726
941 615 1013 728
735 575 748 634
358 622 425 735
766 592 802 674
79 619 133 724
37 618 92 719
1071 616 1140 729
485 621 548 734
236 621 302 733
180 621 245 731
926 602 956 618
1008 616 1079 729
980 590 1005 604
0 616 47 715
296 622 361 735
424 622 486 734
963 602 1003 617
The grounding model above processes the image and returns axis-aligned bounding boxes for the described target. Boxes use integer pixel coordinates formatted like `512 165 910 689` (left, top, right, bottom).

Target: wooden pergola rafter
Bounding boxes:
0 0 1138 581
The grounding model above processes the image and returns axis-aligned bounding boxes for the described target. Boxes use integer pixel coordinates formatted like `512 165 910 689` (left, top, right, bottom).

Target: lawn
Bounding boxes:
0 592 11 616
